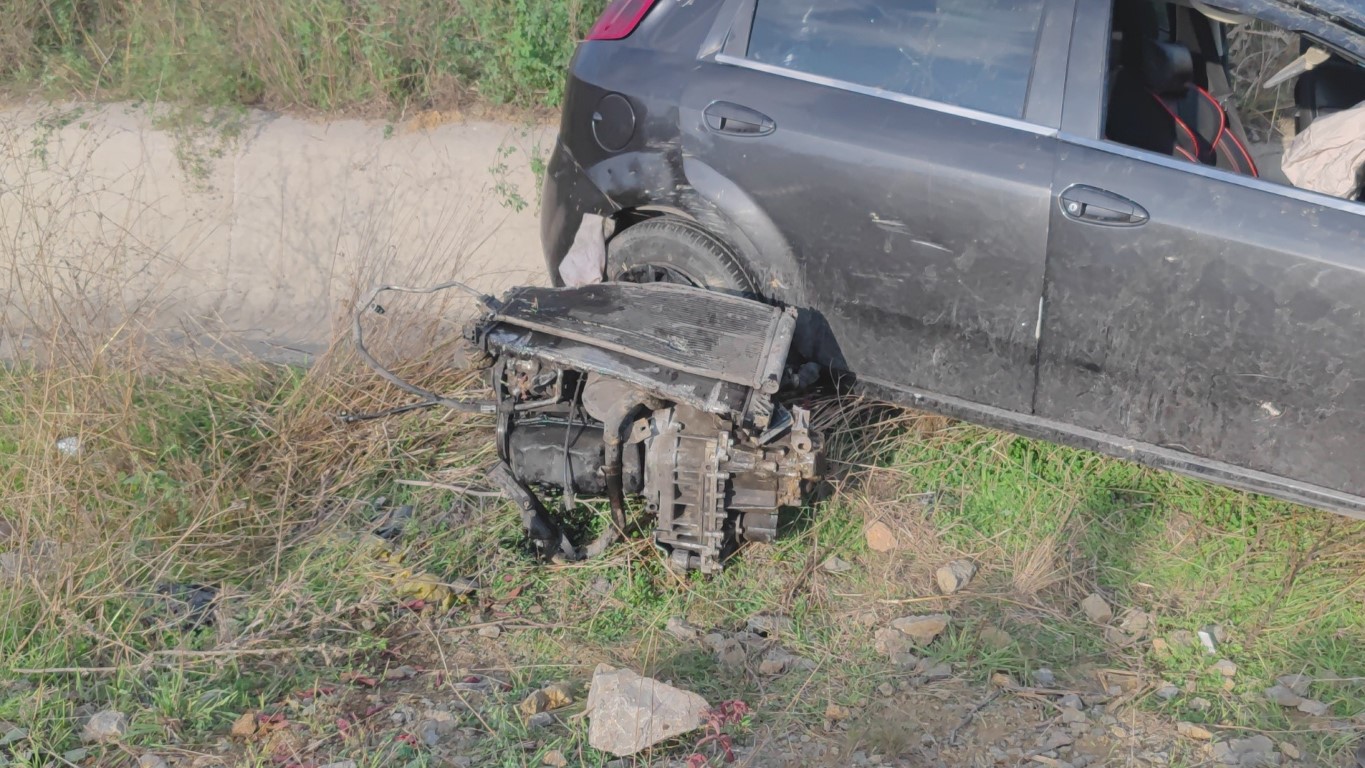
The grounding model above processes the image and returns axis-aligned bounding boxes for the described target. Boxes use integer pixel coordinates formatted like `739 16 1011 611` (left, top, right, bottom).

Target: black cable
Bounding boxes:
561 376 586 512
350 280 501 417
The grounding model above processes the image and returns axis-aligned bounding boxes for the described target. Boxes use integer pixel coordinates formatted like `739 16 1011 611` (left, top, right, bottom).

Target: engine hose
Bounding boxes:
352 281 501 415
583 396 656 559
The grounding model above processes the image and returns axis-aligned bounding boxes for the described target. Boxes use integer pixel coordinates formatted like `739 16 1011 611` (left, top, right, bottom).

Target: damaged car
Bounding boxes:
532 0 1365 527
366 0 1365 572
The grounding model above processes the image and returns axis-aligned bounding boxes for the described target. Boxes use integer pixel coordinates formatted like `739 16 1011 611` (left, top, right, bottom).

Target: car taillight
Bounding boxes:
587 0 659 40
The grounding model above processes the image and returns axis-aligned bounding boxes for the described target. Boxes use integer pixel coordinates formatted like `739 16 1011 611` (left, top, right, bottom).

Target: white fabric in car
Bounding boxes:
1282 101 1365 199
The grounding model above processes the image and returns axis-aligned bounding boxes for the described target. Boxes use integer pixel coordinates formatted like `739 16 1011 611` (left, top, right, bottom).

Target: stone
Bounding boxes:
935 560 977 594
874 628 912 657
1212 659 1238 678
1061 707 1088 725
865 521 898 552
889 652 920 668
890 614 950 645
137 756 170 768
921 661 953 681
825 703 851 721
520 690 550 716
1189 697 1212 712
1104 626 1135 646
665 617 701 642
1151 637 1171 656
82 710 128 744
759 648 794 675
416 716 458 747
1167 630 1197 647
320 761 357 768
1278 742 1300 760
978 626 1013 650
1212 741 1237 765
1041 731 1074 750
1265 685 1303 707
0 724 28 747
528 712 554 728
747 613 794 637
1058 694 1084 710
713 637 749 668
1177 722 1213 740
1155 682 1180 700
0 552 20 580
586 664 709 757
1033 668 1056 687
1080 594 1113 624
1117 609 1153 638
821 556 853 574
1219 735 1278 767
1276 674 1313 698
1296 699 1328 717
477 624 501 639
543 750 568 767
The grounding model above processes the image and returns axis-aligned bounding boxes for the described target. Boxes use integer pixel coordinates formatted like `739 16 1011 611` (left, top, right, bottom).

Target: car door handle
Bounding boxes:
704 101 775 136
1059 185 1149 227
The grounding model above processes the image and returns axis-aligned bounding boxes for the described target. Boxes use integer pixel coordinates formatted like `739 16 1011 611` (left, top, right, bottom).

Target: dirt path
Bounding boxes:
0 102 553 359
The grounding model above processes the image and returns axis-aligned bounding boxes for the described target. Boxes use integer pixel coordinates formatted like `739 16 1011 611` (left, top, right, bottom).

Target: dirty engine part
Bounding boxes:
471 282 824 573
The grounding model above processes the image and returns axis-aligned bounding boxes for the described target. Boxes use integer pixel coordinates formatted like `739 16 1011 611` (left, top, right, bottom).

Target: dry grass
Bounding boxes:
0 0 603 113
1228 21 1302 143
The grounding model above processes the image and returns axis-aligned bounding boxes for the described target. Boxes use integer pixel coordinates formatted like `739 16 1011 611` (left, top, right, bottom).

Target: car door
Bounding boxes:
1038 0 1365 508
678 0 1075 413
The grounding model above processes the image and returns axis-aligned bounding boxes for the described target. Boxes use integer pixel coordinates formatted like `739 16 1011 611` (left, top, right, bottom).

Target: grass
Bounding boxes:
0 72 1361 764
1 0 606 113
4 341 1364 764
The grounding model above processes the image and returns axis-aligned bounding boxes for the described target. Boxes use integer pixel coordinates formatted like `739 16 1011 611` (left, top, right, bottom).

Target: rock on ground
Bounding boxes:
865 521 898 552
665 617 701 641
874 628 913 657
1177 721 1213 740
890 614 950 645
935 560 977 594
746 613 794 637
1080 594 1113 624
1296 699 1328 716
820 555 853 574
1212 734 1279 767
978 626 1013 650
1276 674 1313 697
1264 685 1303 707
82 710 127 744
586 664 709 757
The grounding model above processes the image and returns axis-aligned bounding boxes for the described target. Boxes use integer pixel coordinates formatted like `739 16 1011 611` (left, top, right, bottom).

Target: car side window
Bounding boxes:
744 0 1048 118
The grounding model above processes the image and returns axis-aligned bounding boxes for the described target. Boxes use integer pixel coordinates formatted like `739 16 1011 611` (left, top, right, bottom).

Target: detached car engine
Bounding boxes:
466 282 825 573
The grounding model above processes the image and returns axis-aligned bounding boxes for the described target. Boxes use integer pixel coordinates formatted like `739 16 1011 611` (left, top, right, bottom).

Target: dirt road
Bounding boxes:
0 102 553 359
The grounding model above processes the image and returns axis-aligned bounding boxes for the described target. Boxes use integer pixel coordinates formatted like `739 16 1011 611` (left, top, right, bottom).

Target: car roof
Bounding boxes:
1215 0 1365 56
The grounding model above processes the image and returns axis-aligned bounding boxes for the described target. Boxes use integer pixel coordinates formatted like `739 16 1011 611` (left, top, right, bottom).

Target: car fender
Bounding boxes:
582 149 806 300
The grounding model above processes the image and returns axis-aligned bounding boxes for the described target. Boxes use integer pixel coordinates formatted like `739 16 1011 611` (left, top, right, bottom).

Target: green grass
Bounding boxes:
2 352 1363 765
1 0 606 113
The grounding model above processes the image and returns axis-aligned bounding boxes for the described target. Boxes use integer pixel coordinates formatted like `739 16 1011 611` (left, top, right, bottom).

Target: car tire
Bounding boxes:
606 216 757 294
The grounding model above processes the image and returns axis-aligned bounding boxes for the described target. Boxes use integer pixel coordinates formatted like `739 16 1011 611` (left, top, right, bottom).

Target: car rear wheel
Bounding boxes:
606 216 757 294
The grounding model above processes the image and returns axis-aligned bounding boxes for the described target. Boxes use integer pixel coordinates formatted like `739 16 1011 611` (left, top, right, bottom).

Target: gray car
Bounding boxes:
541 0 1365 518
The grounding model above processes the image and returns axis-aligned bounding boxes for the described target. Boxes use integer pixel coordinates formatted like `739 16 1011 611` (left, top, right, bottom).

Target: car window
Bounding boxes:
744 0 1048 118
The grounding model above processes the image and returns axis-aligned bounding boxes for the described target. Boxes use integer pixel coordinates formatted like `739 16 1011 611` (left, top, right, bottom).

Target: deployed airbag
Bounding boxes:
1282 101 1365 199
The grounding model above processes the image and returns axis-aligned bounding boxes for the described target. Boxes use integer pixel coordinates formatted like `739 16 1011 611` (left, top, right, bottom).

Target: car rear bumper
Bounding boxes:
540 139 616 286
